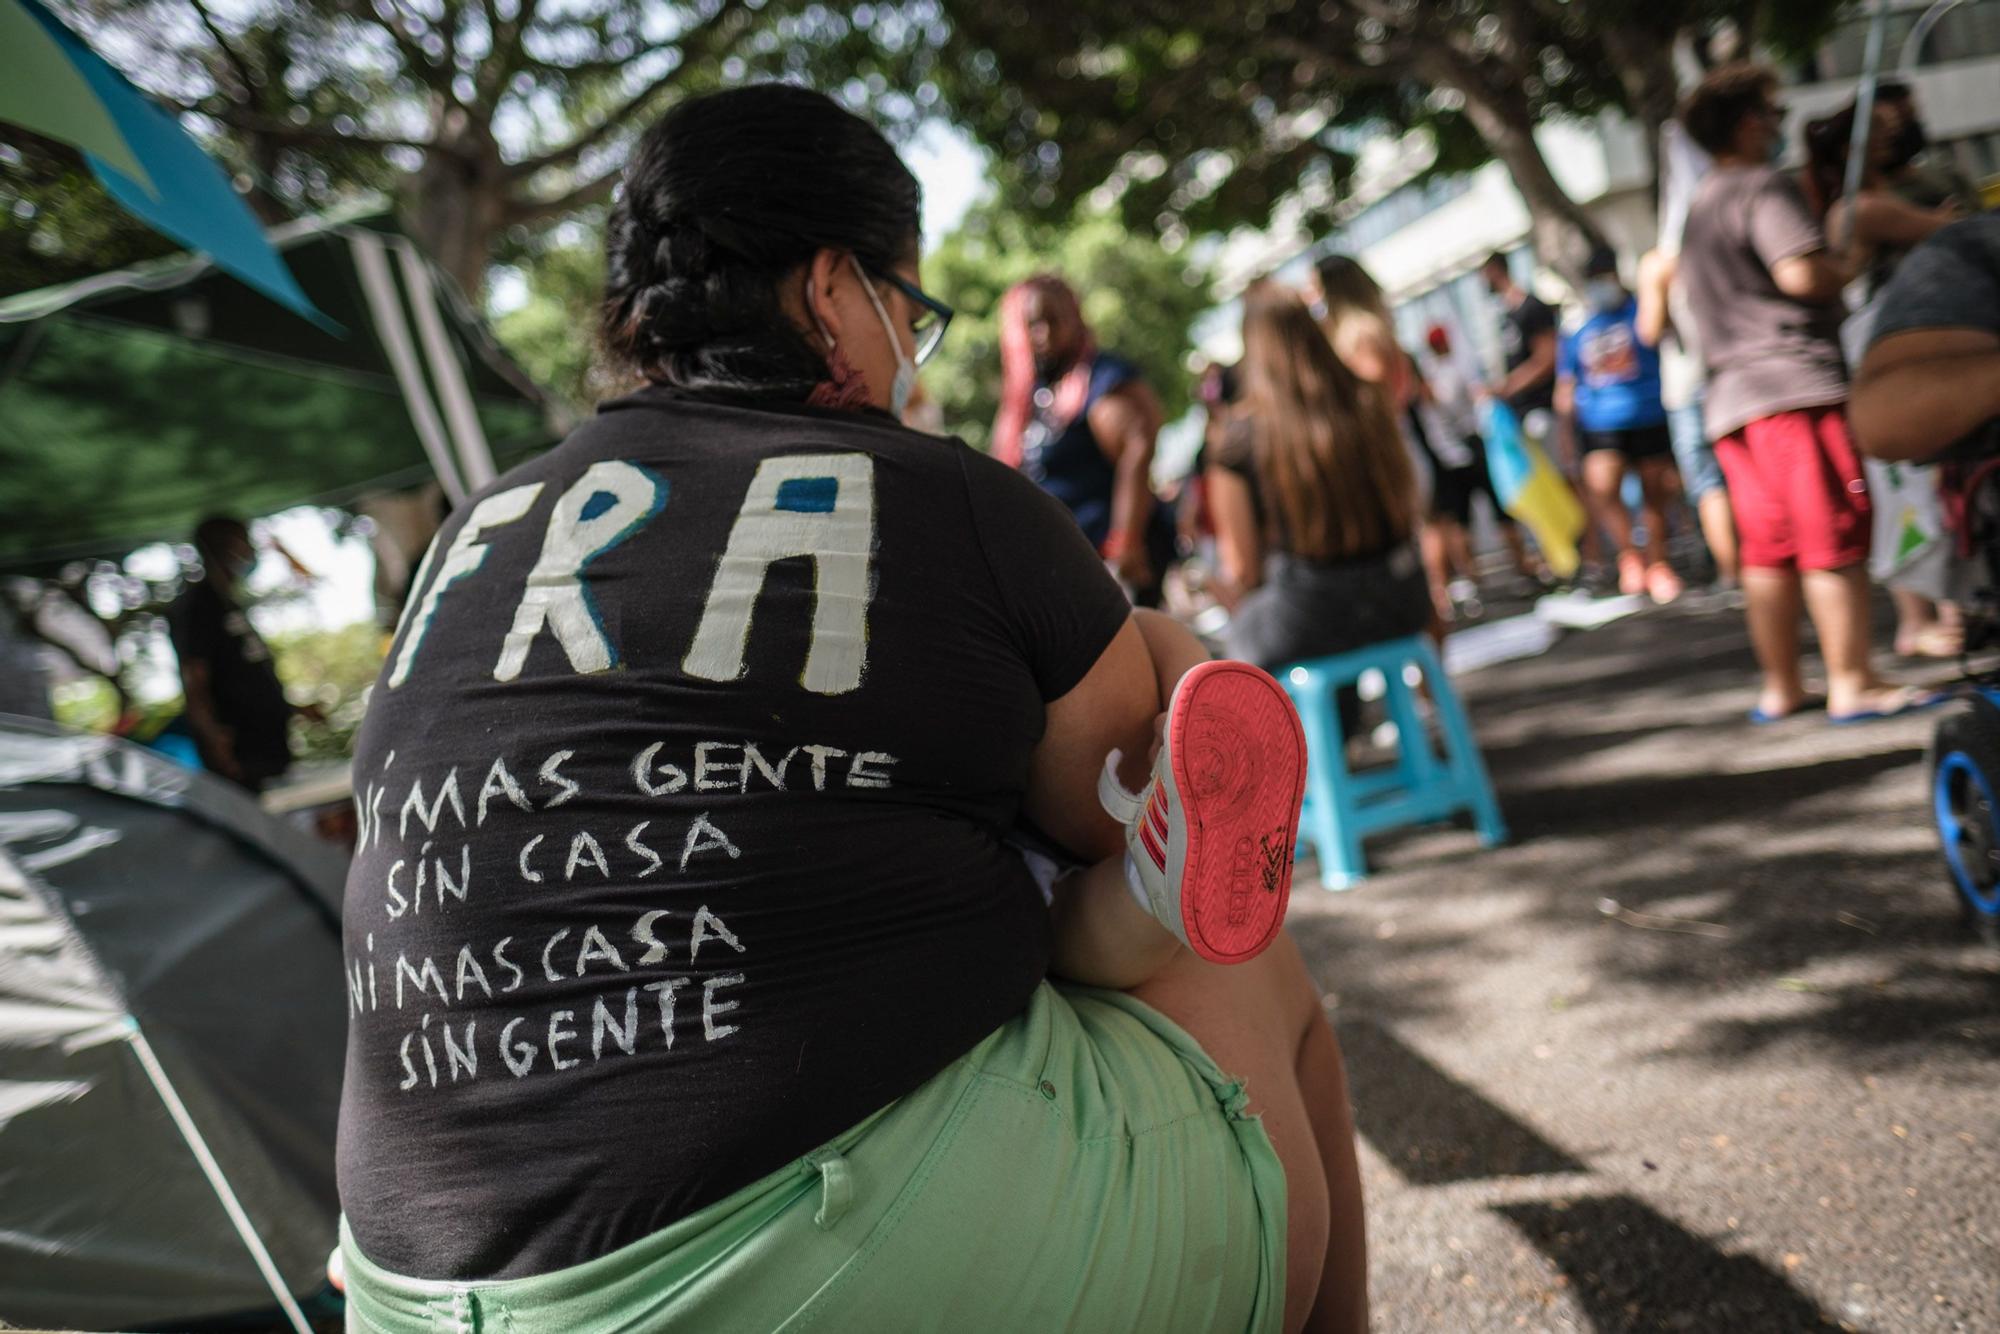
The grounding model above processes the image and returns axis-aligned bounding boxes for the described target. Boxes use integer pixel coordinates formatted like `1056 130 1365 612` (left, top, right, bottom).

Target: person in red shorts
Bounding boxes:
1678 63 1924 723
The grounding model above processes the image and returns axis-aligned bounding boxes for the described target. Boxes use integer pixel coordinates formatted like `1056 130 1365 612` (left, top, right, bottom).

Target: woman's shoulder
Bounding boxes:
1086 350 1144 398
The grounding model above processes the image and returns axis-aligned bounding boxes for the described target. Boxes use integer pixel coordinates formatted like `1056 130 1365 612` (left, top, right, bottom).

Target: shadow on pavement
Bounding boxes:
1497 748 1925 843
1495 1194 1851 1333
1287 916 1490 1026
1668 958 2000 1064
1335 1016 1586 1184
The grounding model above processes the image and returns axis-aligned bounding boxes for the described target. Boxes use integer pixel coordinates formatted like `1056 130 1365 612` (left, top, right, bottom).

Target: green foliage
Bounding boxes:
929 0 1851 243
46 616 380 763
492 237 612 416
269 621 385 763
0 137 177 298
920 197 1212 450
35 0 949 297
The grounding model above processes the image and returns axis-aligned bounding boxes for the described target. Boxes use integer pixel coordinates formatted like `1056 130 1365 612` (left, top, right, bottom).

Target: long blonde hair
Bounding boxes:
1238 282 1415 562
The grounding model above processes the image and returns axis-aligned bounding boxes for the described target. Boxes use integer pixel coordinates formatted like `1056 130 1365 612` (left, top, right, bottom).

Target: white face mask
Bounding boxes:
1585 278 1624 314
850 255 916 417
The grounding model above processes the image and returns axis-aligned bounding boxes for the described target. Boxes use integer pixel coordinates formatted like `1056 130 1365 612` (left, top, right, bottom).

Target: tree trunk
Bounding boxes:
405 105 508 302
1412 49 1610 290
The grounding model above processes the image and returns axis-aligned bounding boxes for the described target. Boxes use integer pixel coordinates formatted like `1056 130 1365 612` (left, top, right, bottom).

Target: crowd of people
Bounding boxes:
960 61 1993 733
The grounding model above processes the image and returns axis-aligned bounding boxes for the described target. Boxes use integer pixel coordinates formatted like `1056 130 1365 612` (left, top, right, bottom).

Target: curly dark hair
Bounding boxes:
1680 62 1780 157
600 84 922 399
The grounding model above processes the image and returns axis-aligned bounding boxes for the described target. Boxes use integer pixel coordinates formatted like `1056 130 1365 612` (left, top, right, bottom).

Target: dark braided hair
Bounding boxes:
601 84 922 400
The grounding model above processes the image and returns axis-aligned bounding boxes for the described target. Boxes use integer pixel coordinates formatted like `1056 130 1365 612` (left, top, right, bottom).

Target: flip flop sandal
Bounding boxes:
1829 690 1949 726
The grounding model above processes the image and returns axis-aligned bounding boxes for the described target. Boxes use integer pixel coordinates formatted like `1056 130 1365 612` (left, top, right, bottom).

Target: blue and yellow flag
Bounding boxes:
1479 398 1586 578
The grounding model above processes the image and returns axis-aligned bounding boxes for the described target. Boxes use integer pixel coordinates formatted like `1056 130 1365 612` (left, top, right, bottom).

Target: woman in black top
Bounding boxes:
335 86 1364 1332
1209 283 1433 671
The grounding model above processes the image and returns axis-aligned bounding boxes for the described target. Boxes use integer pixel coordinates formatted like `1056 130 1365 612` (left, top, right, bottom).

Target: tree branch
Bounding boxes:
515 43 660 81
472 0 536 110
329 0 451 102
504 56 679 177
182 0 259 100
195 107 437 154
504 0 748 179
505 164 619 221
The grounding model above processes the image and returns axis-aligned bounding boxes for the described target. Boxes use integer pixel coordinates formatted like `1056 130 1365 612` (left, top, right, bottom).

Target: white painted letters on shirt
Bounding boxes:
389 484 544 687
494 461 667 682
682 454 876 695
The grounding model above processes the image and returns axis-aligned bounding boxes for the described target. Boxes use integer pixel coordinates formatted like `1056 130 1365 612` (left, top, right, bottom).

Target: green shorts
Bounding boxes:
341 981 1286 1333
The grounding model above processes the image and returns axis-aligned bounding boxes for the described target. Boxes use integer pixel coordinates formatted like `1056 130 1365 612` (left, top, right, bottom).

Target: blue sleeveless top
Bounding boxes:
1019 351 1141 548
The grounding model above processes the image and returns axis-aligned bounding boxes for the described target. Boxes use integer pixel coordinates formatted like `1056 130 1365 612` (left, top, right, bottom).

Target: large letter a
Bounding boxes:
682 454 875 695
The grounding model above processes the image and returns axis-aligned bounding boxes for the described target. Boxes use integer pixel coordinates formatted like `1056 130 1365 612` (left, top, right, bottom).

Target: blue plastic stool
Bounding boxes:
1280 635 1508 889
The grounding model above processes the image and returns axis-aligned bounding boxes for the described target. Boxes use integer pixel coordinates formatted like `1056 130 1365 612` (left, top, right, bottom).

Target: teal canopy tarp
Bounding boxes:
0 213 557 571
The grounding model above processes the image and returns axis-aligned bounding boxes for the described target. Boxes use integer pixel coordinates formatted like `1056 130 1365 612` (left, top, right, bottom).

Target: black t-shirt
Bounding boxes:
1500 293 1558 415
336 387 1130 1281
166 579 293 778
1869 213 2000 347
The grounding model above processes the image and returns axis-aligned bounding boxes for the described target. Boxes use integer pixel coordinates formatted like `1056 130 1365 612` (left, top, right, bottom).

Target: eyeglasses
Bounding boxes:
871 269 955 365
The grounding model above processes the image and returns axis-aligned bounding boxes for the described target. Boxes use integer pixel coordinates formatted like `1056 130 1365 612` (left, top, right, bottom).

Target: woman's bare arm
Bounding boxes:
1634 248 1675 349
1853 190 1960 250
1206 466 1264 610
1024 617 1186 986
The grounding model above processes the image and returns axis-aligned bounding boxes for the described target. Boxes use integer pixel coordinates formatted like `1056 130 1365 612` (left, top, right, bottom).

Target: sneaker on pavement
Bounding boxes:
1098 660 1308 964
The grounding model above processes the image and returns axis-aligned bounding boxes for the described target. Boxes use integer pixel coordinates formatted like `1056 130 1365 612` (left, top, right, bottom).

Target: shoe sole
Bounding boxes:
1159 661 1308 964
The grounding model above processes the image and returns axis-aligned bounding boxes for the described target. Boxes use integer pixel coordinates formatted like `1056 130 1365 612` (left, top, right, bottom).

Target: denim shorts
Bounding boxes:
1667 398 1726 503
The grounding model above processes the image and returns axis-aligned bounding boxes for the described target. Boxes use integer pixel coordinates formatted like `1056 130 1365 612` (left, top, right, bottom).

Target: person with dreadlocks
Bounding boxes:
993 275 1178 605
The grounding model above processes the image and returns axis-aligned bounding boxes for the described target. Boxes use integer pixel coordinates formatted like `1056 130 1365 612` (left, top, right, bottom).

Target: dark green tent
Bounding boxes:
0 713 349 1332
0 212 559 571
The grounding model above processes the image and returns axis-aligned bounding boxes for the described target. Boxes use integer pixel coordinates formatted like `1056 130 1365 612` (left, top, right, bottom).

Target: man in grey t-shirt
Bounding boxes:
1853 213 2000 463
1680 170 1848 440
1677 62 1919 725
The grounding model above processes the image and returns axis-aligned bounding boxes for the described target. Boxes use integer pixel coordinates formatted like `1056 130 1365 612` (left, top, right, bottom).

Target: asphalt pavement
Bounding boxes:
1287 592 2000 1332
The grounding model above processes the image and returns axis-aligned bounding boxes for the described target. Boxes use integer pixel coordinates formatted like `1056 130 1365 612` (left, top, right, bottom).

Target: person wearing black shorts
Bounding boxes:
1576 418 1675 465
1557 249 1686 603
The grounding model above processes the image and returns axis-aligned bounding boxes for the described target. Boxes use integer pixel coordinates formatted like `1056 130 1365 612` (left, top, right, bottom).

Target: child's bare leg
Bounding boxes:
1048 856 1180 990
1124 609 1367 1333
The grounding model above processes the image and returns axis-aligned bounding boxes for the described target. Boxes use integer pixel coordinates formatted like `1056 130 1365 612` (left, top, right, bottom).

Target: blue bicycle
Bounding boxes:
1929 454 2000 947
1932 691 2000 947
